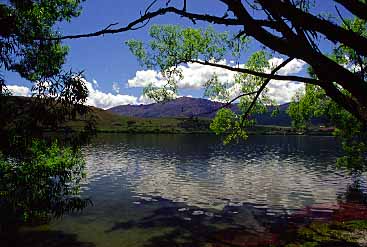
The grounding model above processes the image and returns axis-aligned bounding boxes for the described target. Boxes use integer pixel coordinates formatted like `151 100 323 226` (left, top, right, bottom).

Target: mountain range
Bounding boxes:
108 97 294 126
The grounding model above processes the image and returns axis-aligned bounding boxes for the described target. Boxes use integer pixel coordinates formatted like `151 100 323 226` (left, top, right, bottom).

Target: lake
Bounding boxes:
20 134 367 247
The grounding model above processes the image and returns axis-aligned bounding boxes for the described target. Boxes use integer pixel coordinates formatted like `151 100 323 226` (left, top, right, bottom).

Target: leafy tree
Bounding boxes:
0 0 93 230
0 0 93 151
288 17 367 170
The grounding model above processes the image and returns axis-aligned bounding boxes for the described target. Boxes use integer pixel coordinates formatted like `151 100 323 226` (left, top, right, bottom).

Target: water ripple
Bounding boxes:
80 134 365 212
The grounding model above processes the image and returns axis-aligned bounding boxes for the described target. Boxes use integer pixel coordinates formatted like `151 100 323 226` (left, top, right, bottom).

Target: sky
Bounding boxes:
4 0 351 109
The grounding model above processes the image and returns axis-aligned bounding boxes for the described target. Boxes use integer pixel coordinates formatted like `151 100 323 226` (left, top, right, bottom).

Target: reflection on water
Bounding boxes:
83 134 359 212
16 134 367 247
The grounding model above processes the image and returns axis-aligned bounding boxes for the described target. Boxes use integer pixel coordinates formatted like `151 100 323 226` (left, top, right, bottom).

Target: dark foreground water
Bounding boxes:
17 134 367 246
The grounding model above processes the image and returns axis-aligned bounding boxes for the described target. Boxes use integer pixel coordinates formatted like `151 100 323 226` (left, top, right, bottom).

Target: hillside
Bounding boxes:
108 97 294 126
1 96 332 135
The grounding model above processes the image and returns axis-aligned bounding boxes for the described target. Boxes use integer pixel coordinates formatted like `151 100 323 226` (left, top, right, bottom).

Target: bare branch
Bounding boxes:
188 59 322 86
334 0 367 21
46 7 241 40
259 0 367 57
240 57 294 126
195 91 258 117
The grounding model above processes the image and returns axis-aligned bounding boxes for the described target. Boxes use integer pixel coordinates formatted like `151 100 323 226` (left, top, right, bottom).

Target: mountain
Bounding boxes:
108 97 294 126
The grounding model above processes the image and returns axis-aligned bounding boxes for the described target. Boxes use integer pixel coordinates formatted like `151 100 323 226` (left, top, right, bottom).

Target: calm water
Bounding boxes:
26 134 367 246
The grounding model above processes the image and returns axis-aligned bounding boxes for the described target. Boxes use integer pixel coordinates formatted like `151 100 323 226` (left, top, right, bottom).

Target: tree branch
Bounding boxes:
194 58 295 120
240 57 294 126
188 59 322 86
334 0 367 21
47 7 242 40
259 0 367 57
195 91 258 117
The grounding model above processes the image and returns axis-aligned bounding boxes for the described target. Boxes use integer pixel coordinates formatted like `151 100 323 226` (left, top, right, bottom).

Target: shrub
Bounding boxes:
0 141 91 232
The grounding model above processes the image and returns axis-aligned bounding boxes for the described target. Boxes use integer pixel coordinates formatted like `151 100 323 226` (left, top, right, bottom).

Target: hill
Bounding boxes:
1 96 332 135
108 97 293 126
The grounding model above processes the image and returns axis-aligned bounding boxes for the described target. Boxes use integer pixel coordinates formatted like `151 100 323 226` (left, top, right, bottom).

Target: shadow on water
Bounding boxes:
102 196 287 247
0 230 95 247
101 188 367 247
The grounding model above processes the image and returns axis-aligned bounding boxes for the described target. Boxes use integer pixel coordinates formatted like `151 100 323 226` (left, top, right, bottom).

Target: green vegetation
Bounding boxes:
0 141 90 232
288 18 367 171
127 25 294 143
0 0 91 231
127 20 366 168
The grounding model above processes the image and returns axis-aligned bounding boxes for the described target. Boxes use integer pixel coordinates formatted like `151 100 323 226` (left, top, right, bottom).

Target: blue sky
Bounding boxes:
4 0 352 109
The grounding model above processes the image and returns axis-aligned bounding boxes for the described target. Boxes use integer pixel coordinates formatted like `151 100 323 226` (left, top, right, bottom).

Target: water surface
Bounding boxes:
37 134 367 246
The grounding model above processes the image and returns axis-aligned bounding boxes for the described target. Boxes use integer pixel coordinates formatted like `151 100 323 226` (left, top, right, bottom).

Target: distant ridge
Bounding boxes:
108 97 294 126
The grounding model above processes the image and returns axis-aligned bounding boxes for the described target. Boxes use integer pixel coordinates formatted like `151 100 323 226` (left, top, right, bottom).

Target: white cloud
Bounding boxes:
92 79 99 88
7 85 31 96
128 58 307 104
84 79 137 109
266 58 307 103
128 60 237 90
268 57 306 75
6 80 142 109
128 70 166 88
267 81 305 104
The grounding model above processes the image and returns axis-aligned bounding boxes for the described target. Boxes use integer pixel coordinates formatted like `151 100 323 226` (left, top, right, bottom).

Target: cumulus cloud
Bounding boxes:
84 79 137 109
128 57 307 104
268 57 306 75
128 60 237 89
267 81 305 104
266 58 307 103
128 70 166 88
7 85 31 96
92 79 99 88
138 94 155 105
6 80 141 109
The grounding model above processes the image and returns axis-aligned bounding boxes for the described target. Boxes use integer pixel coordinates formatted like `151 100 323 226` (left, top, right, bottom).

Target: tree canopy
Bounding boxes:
0 0 94 151
0 0 92 229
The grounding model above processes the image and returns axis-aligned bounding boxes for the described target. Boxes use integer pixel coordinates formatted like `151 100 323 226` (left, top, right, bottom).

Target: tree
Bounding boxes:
0 0 92 229
0 0 94 151
0 141 91 232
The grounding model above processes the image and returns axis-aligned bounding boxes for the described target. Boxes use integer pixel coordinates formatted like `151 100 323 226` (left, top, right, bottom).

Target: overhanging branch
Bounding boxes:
240 57 294 125
188 59 322 86
46 7 241 40
334 0 367 21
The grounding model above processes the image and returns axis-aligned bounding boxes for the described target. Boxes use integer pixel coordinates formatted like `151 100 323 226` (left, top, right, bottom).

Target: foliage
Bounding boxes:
0 1 93 231
0 0 84 82
288 84 367 171
127 25 281 143
288 18 367 171
0 140 91 231
0 0 93 151
126 25 249 104
210 108 250 144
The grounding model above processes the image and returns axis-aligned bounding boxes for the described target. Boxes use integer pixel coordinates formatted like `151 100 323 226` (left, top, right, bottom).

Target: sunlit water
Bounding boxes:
38 134 367 246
